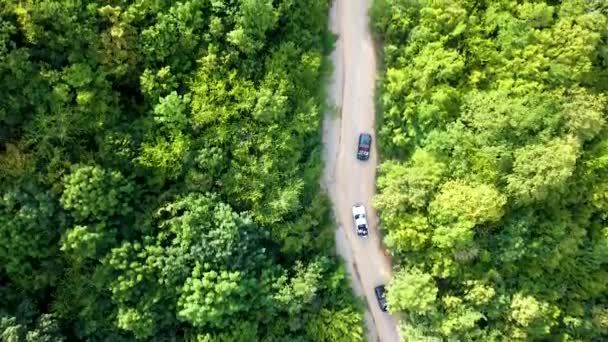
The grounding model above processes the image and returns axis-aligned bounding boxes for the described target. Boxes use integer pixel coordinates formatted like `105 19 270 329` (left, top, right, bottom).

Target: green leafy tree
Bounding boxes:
25 314 64 342
388 267 437 314
0 316 23 342
560 88 606 142
375 150 445 211
177 265 248 328
60 224 115 264
273 260 323 315
60 165 135 221
506 137 579 203
0 181 61 290
0 0 363 340
429 181 506 250
509 293 560 339
305 308 364 342
228 0 278 54
373 0 608 339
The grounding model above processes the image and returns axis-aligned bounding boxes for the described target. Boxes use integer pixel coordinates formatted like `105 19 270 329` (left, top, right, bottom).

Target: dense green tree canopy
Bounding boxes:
372 0 608 340
0 0 364 340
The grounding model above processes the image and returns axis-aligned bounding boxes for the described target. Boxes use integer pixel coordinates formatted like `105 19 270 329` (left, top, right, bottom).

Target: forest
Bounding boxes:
371 0 608 340
0 0 366 341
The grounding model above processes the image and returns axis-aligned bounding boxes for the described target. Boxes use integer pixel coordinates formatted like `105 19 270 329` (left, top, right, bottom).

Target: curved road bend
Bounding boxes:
322 0 400 341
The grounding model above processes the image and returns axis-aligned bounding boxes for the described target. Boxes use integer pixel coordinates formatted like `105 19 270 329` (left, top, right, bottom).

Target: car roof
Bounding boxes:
352 204 366 215
359 133 371 143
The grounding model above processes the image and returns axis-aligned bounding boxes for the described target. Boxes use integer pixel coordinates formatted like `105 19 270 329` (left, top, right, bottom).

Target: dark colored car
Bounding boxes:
374 285 388 312
357 133 372 160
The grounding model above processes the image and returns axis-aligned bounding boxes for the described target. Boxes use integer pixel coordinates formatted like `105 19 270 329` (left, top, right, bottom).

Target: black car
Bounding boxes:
374 285 388 312
357 133 372 160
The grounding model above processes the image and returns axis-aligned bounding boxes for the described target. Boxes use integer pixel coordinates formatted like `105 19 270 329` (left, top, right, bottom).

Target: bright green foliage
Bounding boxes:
305 308 365 342
138 132 191 184
194 321 259 342
509 293 560 339
0 316 22 342
228 0 278 54
0 0 362 340
60 165 134 221
0 314 64 342
274 260 323 315
374 150 445 211
153 92 191 133
178 266 244 327
24 314 64 342
60 224 114 264
561 88 606 142
506 137 579 203
429 180 506 250
138 92 193 184
388 267 437 314
430 181 506 227
60 225 103 261
373 0 608 340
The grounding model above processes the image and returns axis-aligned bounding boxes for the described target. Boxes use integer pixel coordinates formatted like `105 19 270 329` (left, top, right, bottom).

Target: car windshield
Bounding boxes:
355 213 365 219
360 135 371 145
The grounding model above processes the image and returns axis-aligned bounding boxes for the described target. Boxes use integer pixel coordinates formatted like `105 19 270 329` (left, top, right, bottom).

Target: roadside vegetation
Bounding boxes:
0 1 365 340
371 0 608 340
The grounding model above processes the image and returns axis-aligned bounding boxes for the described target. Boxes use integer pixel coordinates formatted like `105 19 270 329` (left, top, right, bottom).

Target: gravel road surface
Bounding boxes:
322 1 400 341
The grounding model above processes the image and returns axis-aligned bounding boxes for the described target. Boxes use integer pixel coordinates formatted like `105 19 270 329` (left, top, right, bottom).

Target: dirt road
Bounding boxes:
322 1 400 341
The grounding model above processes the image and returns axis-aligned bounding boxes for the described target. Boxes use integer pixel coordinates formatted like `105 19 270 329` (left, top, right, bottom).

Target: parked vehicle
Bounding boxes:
352 204 368 237
357 133 372 160
374 285 388 312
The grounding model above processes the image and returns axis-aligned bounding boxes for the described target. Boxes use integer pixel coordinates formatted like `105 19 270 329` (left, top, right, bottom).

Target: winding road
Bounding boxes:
322 1 400 341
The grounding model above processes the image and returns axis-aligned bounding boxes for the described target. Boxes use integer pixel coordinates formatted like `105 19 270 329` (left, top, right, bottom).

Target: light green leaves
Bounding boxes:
413 42 465 90
374 0 608 340
375 151 446 253
140 66 178 101
506 137 579 203
0 0 363 340
153 91 191 132
60 224 115 263
516 2 555 29
376 150 446 211
430 180 506 227
116 306 155 339
388 267 438 314
510 293 560 338
0 316 22 342
60 225 103 261
560 88 607 142
429 180 506 249
178 263 245 328
228 0 277 54
383 213 432 254
60 165 134 221
305 308 365 342
274 260 323 315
